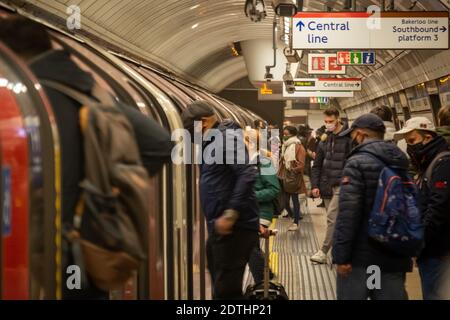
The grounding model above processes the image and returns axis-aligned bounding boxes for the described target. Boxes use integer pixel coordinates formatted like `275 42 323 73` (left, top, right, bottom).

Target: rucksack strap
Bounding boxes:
424 151 450 189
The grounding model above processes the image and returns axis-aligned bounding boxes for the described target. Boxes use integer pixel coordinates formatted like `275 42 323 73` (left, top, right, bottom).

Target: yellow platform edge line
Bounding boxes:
269 217 278 275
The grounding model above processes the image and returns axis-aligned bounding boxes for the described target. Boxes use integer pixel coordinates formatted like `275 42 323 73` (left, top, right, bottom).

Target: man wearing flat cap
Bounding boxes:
181 100 260 300
332 114 412 300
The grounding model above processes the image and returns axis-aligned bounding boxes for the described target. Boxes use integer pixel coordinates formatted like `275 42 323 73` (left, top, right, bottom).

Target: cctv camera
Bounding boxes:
272 0 297 17
283 47 301 63
285 80 295 94
264 70 274 81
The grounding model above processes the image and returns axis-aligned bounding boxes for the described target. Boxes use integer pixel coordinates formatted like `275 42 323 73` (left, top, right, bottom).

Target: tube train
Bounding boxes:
0 10 262 300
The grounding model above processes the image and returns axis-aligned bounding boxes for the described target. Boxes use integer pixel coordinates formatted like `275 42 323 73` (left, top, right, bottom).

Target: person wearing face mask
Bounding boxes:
333 114 412 300
310 108 353 264
278 126 306 231
394 117 450 300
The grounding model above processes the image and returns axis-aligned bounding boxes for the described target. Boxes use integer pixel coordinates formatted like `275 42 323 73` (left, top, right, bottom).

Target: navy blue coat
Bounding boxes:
199 120 260 234
332 139 413 272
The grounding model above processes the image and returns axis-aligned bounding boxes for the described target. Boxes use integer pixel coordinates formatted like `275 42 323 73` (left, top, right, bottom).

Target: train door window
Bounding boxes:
51 34 146 110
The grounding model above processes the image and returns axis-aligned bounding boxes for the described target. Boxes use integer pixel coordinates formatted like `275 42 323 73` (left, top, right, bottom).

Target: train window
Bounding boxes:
51 34 141 108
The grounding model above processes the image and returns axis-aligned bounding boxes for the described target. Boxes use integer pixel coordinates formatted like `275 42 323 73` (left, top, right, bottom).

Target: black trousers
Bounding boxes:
206 227 259 299
248 244 265 283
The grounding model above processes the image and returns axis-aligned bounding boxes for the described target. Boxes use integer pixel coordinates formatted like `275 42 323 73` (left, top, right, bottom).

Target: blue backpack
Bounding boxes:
366 154 424 257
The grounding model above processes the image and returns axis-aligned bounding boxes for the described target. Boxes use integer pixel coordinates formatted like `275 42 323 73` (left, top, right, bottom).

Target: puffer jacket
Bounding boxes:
414 136 450 258
200 120 260 234
332 139 413 272
311 124 352 198
254 155 281 227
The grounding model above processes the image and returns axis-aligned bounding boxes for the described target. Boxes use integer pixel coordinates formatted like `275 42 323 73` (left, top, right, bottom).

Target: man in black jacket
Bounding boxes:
181 101 259 299
0 16 173 299
394 117 450 300
333 114 412 300
310 107 352 264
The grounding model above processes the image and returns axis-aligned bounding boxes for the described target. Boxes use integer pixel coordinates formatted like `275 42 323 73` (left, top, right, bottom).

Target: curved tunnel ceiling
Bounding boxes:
12 0 450 94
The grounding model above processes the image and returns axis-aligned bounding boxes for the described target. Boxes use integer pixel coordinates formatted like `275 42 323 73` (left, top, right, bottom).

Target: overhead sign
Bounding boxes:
337 51 375 65
293 12 449 49
283 83 354 98
310 97 330 104
294 77 362 91
308 53 346 75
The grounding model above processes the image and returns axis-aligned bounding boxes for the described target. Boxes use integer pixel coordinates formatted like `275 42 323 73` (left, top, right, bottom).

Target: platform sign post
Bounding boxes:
293 12 449 49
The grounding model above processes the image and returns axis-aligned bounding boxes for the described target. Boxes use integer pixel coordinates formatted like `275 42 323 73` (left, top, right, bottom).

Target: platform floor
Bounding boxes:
243 198 423 300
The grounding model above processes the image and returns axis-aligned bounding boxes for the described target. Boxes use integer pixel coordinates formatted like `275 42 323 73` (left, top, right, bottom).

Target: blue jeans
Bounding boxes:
418 257 450 300
285 192 301 224
337 267 408 300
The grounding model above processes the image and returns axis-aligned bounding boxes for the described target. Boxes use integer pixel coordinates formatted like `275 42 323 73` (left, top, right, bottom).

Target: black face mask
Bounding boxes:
407 142 426 167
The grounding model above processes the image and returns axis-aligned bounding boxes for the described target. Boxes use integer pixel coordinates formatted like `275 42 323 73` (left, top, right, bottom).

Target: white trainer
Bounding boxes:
280 209 289 218
288 223 298 231
310 250 327 264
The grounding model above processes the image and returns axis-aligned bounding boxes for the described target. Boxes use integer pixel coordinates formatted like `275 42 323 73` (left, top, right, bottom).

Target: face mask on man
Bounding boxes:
283 136 290 142
325 122 337 132
351 130 365 147
406 141 427 165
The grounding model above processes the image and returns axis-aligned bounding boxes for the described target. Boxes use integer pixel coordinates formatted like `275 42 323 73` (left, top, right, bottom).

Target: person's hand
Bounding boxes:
215 209 239 235
259 225 270 239
311 188 321 198
215 216 234 235
336 264 352 277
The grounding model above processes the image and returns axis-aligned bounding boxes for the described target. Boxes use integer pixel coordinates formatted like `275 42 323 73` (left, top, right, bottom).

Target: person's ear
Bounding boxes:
423 133 433 145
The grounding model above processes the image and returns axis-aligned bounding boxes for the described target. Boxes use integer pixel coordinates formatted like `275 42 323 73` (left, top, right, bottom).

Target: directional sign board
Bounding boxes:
294 78 362 91
283 83 354 98
308 53 346 75
337 51 376 65
293 12 449 49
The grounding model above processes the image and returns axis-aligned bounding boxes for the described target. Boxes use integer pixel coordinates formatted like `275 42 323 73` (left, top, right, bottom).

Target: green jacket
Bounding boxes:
254 156 281 227
436 126 450 146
